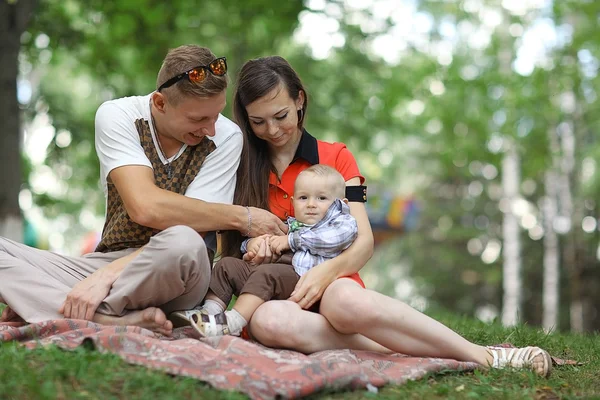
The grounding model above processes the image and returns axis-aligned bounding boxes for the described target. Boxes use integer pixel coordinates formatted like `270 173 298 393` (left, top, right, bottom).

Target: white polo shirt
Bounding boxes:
94 93 243 250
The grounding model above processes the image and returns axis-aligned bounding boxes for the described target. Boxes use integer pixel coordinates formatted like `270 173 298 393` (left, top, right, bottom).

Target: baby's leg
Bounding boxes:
232 293 266 321
193 264 299 337
236 263 299 320
197 290 227 315
170 257 252 327
208 257 255 306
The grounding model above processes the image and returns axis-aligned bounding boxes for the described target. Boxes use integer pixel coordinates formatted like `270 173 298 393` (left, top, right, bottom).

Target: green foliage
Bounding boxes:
14 0 600 330
373 0 600 330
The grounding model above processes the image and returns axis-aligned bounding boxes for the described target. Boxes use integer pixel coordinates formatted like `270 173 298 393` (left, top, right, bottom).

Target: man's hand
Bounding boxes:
59 246 143 320
269 235 290 255
247 207 288 237
289 260 338 310
59 272 113 320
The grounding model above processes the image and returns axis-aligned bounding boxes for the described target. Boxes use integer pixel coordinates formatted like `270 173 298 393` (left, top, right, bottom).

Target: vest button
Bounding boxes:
283 194 288 199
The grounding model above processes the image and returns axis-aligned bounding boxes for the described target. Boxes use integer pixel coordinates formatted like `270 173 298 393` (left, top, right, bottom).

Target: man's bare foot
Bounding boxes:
0 306 25 323
93 307 173 336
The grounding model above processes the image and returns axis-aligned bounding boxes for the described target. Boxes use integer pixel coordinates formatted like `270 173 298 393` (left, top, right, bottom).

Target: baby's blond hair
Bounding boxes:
295 165 346 199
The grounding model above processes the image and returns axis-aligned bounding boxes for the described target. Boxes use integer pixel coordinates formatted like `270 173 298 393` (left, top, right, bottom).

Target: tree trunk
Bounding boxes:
542 169 560 332
501 144 522 327
496 11 523 327
555 117 584 332
0 0 38 242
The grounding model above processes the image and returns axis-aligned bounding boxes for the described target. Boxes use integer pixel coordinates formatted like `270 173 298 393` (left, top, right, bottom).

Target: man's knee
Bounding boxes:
155 225 210 276
162 225 207 260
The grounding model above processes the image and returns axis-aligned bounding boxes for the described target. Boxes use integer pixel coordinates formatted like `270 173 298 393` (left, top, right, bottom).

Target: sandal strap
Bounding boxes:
197 311 228 325
487 346 552 377
191 311 230 337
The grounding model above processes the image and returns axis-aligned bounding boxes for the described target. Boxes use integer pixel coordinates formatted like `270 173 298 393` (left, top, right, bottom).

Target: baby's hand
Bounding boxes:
246 234 271 255
270 235 290 255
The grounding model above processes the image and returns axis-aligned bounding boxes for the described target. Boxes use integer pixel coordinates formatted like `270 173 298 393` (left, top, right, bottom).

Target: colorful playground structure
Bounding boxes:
364 189 419 246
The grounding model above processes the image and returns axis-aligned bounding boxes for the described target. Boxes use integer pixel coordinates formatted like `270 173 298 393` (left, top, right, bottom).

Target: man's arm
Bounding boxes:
95 102 286 237
110 165 284 235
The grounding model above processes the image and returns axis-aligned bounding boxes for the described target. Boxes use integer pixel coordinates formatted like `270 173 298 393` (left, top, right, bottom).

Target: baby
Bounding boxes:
190 164 358 337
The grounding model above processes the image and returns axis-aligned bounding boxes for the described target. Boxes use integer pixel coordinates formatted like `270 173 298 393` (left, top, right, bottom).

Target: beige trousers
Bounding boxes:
0 225 211 323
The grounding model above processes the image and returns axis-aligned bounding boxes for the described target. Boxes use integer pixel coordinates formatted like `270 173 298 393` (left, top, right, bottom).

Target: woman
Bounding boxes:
222 55 552 377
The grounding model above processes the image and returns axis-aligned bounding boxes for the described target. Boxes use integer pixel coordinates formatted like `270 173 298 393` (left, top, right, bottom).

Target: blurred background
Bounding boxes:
1 0 598 332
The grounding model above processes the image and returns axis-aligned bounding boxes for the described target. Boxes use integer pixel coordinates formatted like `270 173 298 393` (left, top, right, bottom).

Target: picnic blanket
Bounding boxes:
0 320 567 399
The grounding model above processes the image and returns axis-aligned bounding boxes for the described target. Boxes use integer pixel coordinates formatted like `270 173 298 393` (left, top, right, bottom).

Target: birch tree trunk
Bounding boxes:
501 144 522 327
542 169 560 332
559 117 584 332
497 12 522 327
0 0 38 242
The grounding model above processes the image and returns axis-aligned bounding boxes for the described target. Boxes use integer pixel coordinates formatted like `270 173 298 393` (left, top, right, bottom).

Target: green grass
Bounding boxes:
1 304 598 400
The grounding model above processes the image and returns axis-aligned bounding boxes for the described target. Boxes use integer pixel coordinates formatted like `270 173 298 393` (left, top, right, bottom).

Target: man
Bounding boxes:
0 45 286 335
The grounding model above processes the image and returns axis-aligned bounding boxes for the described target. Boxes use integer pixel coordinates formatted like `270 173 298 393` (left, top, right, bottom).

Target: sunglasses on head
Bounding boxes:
157 57 227 92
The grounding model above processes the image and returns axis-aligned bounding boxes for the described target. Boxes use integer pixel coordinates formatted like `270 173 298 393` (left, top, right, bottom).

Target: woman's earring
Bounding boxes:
297 108 304 122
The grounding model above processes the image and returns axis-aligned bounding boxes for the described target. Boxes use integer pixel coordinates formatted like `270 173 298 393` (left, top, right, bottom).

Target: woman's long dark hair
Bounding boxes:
220 56 309 258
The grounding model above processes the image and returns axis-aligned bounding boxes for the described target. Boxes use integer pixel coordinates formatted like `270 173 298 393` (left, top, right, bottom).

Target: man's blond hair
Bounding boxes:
296 165 346 199
156 45 227 104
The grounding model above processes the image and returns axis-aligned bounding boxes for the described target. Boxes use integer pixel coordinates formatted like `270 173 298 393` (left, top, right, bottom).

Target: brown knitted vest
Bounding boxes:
95 119 216 253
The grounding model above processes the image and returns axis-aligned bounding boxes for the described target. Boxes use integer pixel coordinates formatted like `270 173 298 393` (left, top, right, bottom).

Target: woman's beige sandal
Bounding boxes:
190 311 231 337
487 346 552 377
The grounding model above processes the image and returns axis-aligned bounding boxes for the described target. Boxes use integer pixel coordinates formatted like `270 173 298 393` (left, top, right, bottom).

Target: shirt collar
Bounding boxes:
293 129 319 165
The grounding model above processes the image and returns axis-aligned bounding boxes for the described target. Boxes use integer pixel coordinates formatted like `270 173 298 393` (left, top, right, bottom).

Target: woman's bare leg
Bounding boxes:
319 279 492 365
251 280 552 376
250 300 391 354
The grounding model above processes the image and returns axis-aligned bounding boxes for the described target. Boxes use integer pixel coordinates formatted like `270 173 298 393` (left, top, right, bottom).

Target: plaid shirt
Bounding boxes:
240 199 358 276
287 199 357 277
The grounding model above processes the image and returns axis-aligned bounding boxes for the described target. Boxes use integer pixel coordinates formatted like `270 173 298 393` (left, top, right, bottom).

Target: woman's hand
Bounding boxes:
243 235 277 266
288 260 338 309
